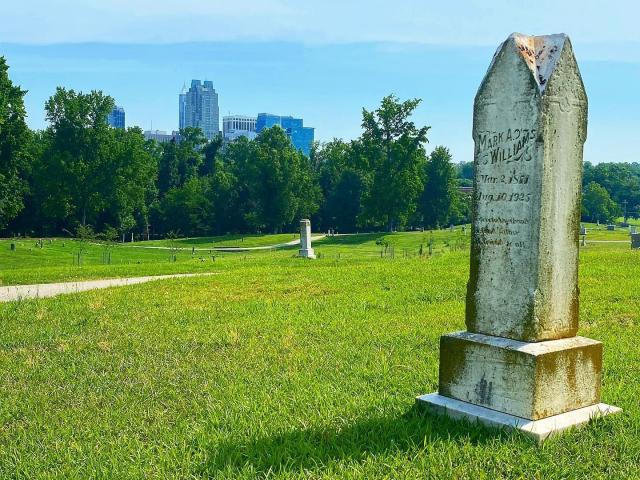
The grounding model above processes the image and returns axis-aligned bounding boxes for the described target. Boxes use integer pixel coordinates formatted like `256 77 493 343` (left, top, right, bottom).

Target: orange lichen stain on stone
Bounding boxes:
533 343 601 419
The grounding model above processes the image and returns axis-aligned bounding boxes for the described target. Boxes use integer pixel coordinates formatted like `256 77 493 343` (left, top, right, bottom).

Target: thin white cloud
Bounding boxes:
1 0 638 51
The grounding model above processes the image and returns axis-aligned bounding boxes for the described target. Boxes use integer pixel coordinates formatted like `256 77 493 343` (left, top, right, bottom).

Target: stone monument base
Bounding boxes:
416 393 621 442
438 332 603 420
298 248 316 259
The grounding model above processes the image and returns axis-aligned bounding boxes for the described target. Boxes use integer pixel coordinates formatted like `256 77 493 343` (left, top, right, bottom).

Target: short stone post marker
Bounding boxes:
298 219 316 259
631 233 640 249
417 33 621 441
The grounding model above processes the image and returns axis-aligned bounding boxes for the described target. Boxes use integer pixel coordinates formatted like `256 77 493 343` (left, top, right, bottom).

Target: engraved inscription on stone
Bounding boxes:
467 33 586 342
474 127 536 251
418 33 620 438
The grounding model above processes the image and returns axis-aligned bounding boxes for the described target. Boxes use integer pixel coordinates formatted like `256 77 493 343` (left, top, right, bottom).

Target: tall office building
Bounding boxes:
223 115 257 142
180 80 219 140
178 84 186 130
107 106 125 129
256 113 314 156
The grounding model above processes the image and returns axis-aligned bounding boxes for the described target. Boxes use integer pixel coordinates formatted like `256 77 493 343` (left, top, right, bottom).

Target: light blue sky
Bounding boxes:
1 0 639 164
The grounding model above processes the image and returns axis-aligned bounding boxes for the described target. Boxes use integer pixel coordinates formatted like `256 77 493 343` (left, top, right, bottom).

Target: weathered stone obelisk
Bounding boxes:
298 219 316 259
416 33 621 441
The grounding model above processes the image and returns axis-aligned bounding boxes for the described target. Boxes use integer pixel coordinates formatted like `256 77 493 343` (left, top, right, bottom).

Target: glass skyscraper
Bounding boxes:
178 85 186 131
256 113 314 156
180 80 219 140
107 106 125 129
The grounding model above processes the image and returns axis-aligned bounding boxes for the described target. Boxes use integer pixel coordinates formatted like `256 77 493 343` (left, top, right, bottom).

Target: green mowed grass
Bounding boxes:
0 235 639 478
130 233 303 248
582 222 637 241
0 231 469 285
0 239 224 286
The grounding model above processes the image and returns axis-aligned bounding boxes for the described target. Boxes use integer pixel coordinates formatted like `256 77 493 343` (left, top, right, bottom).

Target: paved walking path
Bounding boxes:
0 273 216 303
120 235 327 252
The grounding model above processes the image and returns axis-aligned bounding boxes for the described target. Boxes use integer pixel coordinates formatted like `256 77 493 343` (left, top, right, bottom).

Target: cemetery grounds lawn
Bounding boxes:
129 233 304 249
0 233 638 478
0 231 466 285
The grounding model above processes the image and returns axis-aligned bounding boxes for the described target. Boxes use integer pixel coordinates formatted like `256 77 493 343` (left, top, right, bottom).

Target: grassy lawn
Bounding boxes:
0 231 467 285
130 233 304 248
582 222 636 241
0 233 639 478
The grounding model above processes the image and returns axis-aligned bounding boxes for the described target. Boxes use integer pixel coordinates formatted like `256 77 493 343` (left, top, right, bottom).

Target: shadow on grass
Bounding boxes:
196 404 518 476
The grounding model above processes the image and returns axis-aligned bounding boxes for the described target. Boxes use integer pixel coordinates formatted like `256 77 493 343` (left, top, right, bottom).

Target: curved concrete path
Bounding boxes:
0 273 216 303
119 235 327 252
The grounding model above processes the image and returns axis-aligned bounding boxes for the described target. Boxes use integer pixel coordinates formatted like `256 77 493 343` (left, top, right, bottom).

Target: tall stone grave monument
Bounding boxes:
299 219 316 259
417 33 620 441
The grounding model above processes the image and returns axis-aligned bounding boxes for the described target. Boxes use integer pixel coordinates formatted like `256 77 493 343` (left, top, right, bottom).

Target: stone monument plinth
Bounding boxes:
298 219 316 259
416 33 621 441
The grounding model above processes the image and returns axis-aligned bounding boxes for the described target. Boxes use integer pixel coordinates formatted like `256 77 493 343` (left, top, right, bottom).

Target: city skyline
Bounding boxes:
180 79 219 140
3 40 638 165
1 1 639 164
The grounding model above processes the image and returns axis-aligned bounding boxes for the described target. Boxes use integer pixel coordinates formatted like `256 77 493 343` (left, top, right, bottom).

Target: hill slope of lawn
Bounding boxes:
0 238 638 478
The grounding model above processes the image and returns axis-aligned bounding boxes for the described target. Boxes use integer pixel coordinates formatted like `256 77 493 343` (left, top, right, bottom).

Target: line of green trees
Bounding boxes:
455 159 640 224
0 57 468 238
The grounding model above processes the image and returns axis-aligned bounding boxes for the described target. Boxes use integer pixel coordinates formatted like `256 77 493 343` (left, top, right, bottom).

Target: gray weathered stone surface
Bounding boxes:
438 332 601 420
416 394 621 442
298 219 316 259
631 233 640 249
467 33 586 342
420 33 621 436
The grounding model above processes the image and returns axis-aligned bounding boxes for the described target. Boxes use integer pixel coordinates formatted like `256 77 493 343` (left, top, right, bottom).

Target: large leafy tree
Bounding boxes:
314 139 364 232
583 161 640 221
105 127 158 234
582 181 620 223
32 88 158 233
0 57 32 230
158 177 212 235
359 95 430 231
37 88 115 227
157 127 206 196
230 127 321 233
420 146 459 228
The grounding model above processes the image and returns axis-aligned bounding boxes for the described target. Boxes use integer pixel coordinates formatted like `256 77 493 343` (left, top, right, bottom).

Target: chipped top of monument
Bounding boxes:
489 33 568 92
